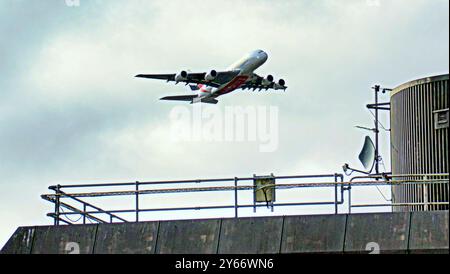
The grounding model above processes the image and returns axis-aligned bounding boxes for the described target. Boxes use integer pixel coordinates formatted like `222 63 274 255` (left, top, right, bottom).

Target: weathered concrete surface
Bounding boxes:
156 219 221 254
31 224 97 254
94 222 159 254
2 211 448 254
344 212 410 254
0 227 35 254
280 214 347 253
409 211 449 254
218 217 283 254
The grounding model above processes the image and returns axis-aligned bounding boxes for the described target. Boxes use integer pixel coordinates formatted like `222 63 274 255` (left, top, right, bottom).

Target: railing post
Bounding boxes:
423 175 429 211
135 181 139 222
55 184 61 226
83 204 86 224
234 177 238 218
334 174 338 214
348 183 352 214
253 174 257 213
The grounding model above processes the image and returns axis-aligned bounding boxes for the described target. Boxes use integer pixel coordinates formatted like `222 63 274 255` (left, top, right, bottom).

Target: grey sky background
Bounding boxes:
0 0 448 247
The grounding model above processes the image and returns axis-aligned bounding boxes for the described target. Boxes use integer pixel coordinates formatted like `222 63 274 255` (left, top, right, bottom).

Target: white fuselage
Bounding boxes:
196 50 268 99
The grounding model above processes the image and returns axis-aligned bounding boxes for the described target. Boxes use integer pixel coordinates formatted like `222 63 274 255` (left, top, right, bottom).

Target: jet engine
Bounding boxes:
278 79 285 86
262 75 274 86
175 70 188 82
205 70 218 81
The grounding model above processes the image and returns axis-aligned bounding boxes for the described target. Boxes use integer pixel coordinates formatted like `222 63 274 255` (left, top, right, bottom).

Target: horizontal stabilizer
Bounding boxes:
202 98 218 104
189 84 200 91
191 97 219 104
160 95 198 102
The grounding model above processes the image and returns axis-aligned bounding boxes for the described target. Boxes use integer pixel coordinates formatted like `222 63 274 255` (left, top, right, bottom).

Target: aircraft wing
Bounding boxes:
240 73 287 91
136 70 240 88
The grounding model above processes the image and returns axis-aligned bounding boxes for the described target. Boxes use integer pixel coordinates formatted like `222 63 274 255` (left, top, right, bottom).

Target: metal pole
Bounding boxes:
253 174 256 213
334 174 338 214
234 177 238 218
83 204 86 224
55 184 61 226
135 181 139 222
423 175 429 211
374 85 380 176
348 185 352 214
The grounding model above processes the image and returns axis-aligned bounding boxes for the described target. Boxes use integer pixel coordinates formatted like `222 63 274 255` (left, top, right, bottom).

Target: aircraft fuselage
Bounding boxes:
195 50 268 100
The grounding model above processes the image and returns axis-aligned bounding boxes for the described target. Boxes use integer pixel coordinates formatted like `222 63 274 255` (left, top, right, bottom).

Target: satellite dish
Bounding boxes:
358 136 376 173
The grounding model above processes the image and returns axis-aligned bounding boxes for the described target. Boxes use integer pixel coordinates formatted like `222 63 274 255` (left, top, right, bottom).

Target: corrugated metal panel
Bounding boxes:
390 74 449 212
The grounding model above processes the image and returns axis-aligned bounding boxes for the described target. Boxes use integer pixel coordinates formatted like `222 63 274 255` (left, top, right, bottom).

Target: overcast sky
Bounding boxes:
0 0 448 248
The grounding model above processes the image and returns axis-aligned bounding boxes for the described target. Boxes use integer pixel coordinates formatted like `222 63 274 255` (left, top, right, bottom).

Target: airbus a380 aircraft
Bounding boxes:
135 50 287 104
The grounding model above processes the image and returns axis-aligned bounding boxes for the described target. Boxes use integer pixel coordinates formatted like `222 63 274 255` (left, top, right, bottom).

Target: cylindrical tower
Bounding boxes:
390 74 449 211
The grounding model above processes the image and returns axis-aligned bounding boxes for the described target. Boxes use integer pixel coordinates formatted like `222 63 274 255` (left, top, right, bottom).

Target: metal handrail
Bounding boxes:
48 174 342 189
42 173 448 225
41 179 448 199
43 173 345 225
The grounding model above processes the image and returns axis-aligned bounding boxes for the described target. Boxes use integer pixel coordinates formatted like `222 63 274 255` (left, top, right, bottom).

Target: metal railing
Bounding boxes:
41 173 449 225
348 173 449 213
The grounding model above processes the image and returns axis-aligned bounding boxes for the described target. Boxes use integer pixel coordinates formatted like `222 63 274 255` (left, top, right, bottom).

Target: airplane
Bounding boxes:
135 49 287 104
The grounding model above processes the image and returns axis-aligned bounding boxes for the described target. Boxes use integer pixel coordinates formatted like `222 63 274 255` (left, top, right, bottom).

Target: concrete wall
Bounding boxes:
2 211 448 254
